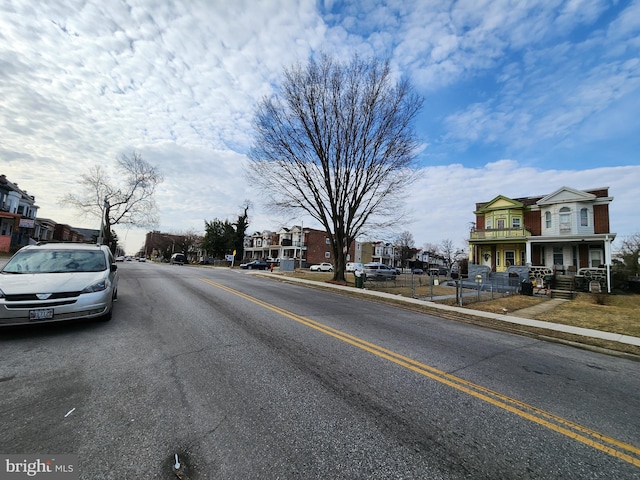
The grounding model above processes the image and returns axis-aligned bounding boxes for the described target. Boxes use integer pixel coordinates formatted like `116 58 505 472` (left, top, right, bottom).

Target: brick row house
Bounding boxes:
0 174 39 252
243 226 357 267
468 186 615 291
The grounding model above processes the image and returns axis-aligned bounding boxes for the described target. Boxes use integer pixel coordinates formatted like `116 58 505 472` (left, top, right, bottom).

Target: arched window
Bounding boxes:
580 208 588 227
545 211 551 228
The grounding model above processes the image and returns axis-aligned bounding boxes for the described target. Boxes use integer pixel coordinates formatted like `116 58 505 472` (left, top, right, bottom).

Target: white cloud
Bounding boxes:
1 1 637 255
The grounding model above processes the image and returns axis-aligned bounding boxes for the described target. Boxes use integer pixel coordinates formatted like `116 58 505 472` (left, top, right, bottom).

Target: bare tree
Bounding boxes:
612 233 640 290
395 230 415 269
439 239 466 269
62 151 163 252
248 54 423 281
176 229 203 262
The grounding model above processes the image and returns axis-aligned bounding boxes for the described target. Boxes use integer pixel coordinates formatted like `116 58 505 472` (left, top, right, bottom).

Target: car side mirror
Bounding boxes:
110 264 118 272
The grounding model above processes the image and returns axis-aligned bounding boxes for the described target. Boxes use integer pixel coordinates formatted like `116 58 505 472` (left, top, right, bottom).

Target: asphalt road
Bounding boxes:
1 261 639 479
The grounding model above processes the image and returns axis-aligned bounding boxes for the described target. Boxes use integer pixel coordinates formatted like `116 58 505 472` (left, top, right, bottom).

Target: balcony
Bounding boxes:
470 228 531 240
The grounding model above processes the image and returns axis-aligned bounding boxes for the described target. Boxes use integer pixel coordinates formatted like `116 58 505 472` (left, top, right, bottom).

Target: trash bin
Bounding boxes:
521 280 533 296
354 271 365 288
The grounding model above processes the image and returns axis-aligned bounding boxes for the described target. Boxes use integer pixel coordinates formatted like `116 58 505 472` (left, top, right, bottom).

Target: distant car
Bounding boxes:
170 253 185 265
240 260 269 270
138 257 146 262
346 262 364 272
310 262 333 272
412 268 424 275
363 262 398 279
0 243 119 326
115 255 125 262
429 267 448 276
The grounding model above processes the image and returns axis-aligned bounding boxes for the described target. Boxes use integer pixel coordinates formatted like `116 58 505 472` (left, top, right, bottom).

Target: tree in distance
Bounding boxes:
248 54 423 281
62 151 163 252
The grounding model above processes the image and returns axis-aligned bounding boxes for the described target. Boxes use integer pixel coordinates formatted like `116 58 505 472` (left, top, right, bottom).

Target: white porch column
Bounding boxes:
605 235 612 293
525 239 532 265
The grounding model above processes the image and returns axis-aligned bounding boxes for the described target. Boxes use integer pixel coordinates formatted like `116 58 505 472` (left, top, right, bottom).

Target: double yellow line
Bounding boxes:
200 278 640 468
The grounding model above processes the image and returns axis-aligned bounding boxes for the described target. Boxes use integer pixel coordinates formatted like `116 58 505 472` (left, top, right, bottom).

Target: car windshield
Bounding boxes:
2 249 107 274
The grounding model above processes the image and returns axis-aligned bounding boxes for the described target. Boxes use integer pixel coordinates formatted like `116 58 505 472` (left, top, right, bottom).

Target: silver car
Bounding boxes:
363 262 398 279
0 243 119 326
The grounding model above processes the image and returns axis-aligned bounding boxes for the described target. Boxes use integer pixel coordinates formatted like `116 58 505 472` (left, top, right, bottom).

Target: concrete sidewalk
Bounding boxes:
509 298 568 319
261 273 640 348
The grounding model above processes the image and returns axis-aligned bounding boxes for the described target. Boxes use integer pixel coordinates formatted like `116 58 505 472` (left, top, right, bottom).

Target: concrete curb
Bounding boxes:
261 273 640 348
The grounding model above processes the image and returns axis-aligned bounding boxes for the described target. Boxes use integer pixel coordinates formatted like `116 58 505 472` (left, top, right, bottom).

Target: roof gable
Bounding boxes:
476 195 524 213
537 186 596 206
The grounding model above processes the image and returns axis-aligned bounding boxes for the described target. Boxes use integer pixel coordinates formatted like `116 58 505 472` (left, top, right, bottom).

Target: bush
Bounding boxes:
593 293 608 305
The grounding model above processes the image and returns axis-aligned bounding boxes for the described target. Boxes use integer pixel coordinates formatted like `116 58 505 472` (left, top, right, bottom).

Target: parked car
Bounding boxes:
310 262 333 272
115 255 125 262
429 267 448 276
412 268 424 275
240 260 270 270
0 243 119 326
346 262 364 272
363 262 398 279
170 253 186 265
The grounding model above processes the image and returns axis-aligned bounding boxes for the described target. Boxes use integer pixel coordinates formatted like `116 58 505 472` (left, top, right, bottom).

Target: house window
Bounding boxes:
589 247 602 267
496 251 500 266
505 251 515 267
553 247 564 266
521 250 526 265
325 251 330 258
256 239 262 247
580 208 588 227
497 219 505 229
486 219 492 229
545 211 551 228
559 207 571 233
325 238 330 244
512 218 521 229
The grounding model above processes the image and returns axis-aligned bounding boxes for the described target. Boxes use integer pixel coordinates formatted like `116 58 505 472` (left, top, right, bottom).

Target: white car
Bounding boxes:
310 262 333 272
0 243 119 326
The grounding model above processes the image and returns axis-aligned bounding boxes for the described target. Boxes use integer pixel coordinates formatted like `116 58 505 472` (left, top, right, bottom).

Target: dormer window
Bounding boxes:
512 217 521 229
545 211 551 228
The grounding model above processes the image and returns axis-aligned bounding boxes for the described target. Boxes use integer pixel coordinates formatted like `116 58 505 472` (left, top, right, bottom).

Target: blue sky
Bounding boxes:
1 0 638 253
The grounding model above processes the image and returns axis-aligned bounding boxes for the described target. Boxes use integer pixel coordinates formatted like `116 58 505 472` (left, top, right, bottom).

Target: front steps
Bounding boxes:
551 275 576 300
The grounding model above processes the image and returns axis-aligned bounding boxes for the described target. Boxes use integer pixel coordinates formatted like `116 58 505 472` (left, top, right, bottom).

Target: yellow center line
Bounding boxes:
199 277 640 467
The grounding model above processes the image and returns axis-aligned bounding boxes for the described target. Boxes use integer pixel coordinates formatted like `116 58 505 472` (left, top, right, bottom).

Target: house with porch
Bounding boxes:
468 186 615 292
0 174 39 252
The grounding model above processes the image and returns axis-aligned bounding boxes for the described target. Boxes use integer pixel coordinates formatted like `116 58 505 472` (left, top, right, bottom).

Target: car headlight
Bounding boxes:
82 279 108 293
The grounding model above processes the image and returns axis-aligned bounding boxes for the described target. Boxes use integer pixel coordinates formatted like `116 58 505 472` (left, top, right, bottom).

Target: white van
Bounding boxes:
346 262 364 272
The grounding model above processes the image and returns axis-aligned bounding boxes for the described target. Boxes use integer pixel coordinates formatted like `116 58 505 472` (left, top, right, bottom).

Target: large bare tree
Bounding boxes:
248 54 423 281
63 151 163 251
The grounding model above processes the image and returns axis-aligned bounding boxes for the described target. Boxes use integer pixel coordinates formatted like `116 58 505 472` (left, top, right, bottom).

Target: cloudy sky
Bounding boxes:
1 0 638 254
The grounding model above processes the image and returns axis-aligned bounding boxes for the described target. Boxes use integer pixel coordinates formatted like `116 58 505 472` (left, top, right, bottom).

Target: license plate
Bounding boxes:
29 309 54 321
